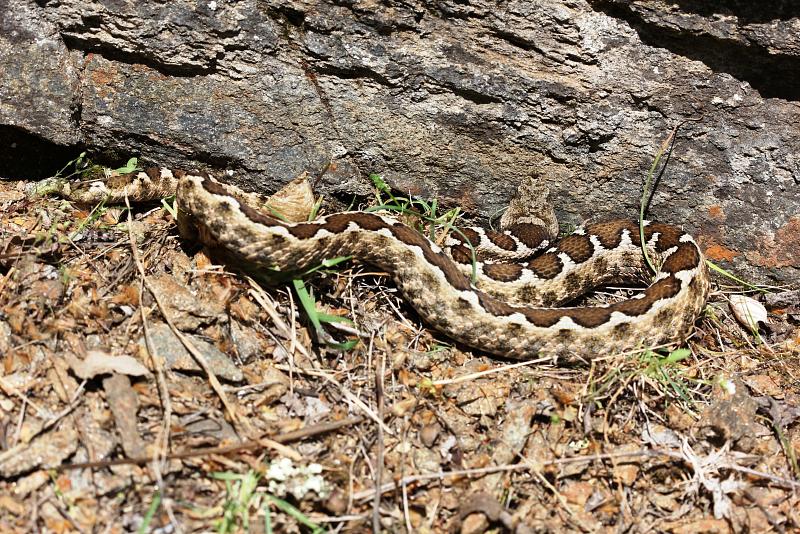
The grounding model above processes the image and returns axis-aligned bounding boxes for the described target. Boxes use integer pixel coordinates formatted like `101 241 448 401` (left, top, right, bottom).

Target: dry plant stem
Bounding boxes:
44 494 87 534
247 278 394 435
430 356 551 386
0 380 86 465
12 400 25 448
140 304 182 532
430 342 675 388
287 286 297 394
346 454 357 514
0 265 16 294
125 198 248 435
148 453 183 534
579 361 598 433
372 336 385 534
322 372 394 435
63 233 108 283
352 448 800 501
137 277 173 467
257 437 303 462
274 364 346 379
57 416 365 470
402 480 413 533
0 375 49 417
602 369 639 445
83 237 128 265
529 460 572 515
162 501 183 534
246 284 300 386
125 196 174 469
246 279 305 375
310 513 368 524
26 494 40 533
125 199 181 530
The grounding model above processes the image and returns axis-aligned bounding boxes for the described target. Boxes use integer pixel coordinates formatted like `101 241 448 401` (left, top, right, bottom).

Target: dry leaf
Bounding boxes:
729 294 768 331
66 350 150 379
265 172 315 222
111 284 140 306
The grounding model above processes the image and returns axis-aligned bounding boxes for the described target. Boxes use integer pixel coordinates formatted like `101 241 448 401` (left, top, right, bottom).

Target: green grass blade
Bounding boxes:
264 495 325 534
292 279 323 333
264 500 273 534
705 260 769 293
161 196 177 218
308 195 324 220
292 279 358 350
301 255 353 276
315 312 353 325
137 490 162 534
660 348 690 365
113 157 140 174
638 137 671 276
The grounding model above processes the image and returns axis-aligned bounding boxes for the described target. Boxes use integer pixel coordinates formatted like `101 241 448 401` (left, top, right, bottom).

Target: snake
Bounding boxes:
42 166 711 362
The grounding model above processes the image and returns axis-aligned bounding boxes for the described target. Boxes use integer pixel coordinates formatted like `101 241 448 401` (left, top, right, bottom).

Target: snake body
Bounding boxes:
40 166 710 361
168 169 710 362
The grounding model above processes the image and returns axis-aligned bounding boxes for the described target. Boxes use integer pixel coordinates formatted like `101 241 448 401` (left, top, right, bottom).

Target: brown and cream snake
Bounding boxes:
46 167 711 362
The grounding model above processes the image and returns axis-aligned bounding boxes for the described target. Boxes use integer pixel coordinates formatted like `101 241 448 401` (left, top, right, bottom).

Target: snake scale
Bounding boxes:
47 167 711 362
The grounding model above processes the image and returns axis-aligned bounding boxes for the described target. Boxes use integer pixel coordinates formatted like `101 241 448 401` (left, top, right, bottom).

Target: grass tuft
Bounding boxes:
366 174 479 282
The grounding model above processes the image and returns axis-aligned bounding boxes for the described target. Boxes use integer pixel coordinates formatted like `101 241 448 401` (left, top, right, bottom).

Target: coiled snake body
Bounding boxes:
173 170 710 362
45 167 710 362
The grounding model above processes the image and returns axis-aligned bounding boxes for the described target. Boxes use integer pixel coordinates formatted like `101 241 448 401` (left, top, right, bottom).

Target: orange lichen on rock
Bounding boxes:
746 216 800 269
704 243 739 262
707 205 725 220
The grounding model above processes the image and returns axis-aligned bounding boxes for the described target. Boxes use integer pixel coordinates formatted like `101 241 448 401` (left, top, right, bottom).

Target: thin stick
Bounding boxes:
0 380 87 465
429 356 551 386
352 448 800 501
126 198 247 435
0 376 49 417
0 265 16 295
430 343 676 387
372 337 385 533
57 416 364 471
124 195 174 472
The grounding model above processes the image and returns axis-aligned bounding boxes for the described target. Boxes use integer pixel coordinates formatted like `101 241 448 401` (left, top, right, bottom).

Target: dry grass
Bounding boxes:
0 176 798 533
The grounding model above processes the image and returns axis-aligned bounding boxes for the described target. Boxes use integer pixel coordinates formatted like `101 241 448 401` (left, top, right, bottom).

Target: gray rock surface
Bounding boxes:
1 0 798 282
0 0 80 144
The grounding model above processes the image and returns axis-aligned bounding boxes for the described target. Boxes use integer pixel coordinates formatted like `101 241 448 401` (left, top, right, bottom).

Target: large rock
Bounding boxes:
0 0 82 176
1 0 798 282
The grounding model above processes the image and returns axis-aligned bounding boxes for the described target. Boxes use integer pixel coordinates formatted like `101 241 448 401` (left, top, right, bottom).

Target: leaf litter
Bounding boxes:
0 174 798 533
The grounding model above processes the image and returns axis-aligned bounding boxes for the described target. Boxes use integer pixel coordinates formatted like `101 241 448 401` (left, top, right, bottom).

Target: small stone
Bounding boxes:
13 470 49 497
460 512 489 534
138 322 243 382
324 488 348 515
390 397 418 417
0 320 11 355
562 481 593 506
613 465 639 486
420 423 440 448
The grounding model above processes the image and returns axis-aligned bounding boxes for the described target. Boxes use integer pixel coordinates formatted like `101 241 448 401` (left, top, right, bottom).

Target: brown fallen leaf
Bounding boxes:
103 374 146 459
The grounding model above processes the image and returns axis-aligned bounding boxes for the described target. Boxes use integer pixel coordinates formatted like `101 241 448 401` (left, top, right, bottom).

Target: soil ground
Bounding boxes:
0 174 798 533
